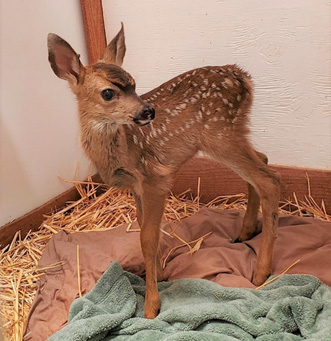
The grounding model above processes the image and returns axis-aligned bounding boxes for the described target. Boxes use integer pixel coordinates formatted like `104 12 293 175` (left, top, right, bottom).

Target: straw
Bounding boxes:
0 174 329 340
255 259 301 290
77 245 82 298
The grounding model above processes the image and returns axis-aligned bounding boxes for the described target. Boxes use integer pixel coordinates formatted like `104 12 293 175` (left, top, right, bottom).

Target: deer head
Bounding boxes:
47 23 155 131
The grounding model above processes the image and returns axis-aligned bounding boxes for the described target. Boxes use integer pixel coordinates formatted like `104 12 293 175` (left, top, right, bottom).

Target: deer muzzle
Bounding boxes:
133 106 155 126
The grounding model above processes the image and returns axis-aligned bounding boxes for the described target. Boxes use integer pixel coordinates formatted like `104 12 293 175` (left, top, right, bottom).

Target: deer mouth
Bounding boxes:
133 118 153 126
133 106 155 126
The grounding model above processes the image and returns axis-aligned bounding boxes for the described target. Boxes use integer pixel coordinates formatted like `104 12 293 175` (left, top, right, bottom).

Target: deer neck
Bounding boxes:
79 113 131 181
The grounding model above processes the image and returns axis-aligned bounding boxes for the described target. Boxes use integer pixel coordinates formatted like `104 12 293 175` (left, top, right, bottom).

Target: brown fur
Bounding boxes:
48 24 280 319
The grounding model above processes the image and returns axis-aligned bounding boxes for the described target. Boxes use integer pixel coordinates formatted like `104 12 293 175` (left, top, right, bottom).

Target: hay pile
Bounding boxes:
0 177 329 340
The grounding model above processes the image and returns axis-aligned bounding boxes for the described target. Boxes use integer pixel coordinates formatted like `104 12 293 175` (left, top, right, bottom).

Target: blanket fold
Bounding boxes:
48 262 331 341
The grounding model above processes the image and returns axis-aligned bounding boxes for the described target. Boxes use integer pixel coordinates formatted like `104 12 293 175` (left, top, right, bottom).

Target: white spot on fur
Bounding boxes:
237 95 241 102
176 103 187 110
139 128 145 136
196 111 203 122
133 135 138 144
224 78 233 87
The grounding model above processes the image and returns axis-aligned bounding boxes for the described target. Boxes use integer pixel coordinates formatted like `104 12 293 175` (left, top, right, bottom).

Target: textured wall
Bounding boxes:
0 1 91 226
103 0 331 170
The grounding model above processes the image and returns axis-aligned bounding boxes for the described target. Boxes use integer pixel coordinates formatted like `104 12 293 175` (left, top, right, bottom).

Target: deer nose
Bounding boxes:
141 106 155 120
133 106 155 125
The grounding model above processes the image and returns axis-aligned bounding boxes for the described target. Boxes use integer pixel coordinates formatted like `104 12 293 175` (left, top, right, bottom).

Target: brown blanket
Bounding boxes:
24 209 331 340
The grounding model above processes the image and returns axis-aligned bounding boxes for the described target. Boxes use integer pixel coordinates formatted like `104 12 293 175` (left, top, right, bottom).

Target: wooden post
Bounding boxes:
80 0 107 64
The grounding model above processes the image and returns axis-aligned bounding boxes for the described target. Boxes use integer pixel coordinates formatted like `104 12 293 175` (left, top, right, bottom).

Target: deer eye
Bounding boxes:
101 89 115 101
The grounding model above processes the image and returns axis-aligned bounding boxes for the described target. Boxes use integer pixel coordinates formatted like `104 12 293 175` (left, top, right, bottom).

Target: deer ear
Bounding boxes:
47 33 84 86
101 23 126 66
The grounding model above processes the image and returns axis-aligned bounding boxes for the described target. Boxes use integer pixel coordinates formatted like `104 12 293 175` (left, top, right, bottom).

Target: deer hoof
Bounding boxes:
252 271 269 286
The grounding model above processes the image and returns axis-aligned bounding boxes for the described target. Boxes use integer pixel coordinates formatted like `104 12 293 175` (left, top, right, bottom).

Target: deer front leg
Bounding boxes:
140 186 166 319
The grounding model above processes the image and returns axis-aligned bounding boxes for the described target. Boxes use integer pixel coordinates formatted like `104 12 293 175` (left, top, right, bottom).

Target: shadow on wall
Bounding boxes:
0 122 32 225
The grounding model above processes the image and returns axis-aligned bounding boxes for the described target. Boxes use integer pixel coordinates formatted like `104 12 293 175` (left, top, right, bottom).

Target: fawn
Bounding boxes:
48 24 280 319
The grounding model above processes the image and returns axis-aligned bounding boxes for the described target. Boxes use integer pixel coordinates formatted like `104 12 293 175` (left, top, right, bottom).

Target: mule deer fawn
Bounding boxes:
48 24 280 319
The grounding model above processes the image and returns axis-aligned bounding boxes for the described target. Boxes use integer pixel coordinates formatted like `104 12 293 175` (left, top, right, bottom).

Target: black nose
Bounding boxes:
133 106 155 125
141 107 155 120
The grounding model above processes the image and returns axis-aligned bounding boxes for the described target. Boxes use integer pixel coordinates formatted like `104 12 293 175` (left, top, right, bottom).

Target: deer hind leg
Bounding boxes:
239 151 268 241
204 143 280 286
140 185 167 318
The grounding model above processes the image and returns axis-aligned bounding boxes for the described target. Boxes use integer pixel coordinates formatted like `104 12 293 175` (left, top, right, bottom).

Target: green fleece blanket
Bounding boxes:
48 261 331 341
